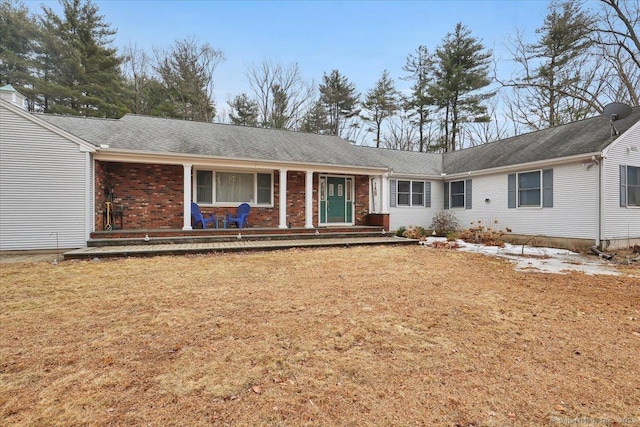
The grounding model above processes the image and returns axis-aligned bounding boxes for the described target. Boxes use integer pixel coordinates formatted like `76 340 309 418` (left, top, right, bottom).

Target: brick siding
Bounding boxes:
95 161 370 230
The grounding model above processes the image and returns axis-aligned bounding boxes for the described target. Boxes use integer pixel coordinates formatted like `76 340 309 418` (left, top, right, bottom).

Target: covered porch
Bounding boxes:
94 157 393 234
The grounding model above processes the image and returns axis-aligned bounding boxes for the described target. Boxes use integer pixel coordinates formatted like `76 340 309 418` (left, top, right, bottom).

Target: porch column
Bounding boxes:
305 170 314 228
381 174 390 214
182 163 193 230
278 168 288 229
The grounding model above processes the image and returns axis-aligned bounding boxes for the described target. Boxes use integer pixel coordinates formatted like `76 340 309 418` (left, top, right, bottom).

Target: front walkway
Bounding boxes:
63 235 416 260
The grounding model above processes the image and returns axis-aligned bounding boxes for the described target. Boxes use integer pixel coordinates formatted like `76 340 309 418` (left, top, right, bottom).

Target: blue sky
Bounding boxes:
40 0 564 115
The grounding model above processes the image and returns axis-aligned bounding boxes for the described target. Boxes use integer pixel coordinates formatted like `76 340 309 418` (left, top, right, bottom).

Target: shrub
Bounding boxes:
395 226 406 237
445 231 459 241
403 225 428 240
458 219 507 247
429 211 459 236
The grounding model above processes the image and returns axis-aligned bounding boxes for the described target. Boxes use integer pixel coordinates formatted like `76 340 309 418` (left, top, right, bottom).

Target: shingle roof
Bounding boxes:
36 113 391 170
35 107 639 176
352 146 442 176
443 107 640 174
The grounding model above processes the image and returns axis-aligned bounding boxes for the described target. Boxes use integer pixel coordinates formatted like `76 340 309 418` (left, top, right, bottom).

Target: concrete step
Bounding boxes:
87 230 392 247
65 236 417 260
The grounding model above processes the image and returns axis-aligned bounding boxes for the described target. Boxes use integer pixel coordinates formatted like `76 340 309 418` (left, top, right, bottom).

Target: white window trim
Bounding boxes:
517 169 542 209
396 179 426 207
193 168 274 208
449 180 466 209
626 165 640 208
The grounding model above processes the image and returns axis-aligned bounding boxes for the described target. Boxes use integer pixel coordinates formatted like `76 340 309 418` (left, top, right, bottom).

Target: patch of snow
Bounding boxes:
423 237 621 276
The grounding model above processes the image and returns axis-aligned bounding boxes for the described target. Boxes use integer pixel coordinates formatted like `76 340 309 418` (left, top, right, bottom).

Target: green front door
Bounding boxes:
327 177 346 223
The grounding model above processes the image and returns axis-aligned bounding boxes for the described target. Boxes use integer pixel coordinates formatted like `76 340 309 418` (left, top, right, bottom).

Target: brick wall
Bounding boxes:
96 162 184 229
354 175 370 225
95 161 370 230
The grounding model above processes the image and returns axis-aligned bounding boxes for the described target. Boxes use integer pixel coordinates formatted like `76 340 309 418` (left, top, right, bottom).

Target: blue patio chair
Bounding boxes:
191 202 217 229
227 203 250 229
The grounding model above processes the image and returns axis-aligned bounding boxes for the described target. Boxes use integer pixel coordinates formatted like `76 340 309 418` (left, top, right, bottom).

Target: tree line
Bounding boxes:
1 0 638 152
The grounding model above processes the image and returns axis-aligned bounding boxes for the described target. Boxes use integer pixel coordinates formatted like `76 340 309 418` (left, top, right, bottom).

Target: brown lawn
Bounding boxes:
1 246 639 426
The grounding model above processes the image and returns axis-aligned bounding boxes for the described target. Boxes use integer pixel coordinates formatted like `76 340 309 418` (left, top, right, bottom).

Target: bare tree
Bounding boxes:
460 98 510 147
589 0 640 105
500 0 639 132
121 43 152 114
245 60 315 129
382 110 418 151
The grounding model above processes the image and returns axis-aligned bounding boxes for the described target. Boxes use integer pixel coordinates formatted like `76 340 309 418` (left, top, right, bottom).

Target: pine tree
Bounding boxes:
228 93 259 126
403 45 435 152
0 0 40 105
37 0 128 117
318 70 359 137
430 23 494 152
361 70 400 148
155 37 225 122
525 0 594 127
300 100 331 134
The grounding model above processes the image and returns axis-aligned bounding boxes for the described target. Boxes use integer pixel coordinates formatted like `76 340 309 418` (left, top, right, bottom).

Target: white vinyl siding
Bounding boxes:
0 104 91 250
602 121 640 248
388 178 439 231
454 163 598 240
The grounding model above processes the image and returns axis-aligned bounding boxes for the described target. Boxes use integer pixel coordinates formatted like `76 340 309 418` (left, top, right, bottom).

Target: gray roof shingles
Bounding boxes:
37 113 389 170
444 107 640 174
36 107 639 176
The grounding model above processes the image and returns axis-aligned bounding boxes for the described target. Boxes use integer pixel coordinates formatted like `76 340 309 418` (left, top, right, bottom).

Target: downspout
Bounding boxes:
598 155 605 249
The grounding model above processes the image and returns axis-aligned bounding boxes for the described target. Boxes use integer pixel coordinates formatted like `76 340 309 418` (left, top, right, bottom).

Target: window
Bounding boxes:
257 173 271 204
450 180 466 208
195 170 272 205
412 181 424 206
444 179 471 210
622 165 640 207
397 180 410 206
508 169 553 209
518 171 541 207
196 170 213 204
396 180 426 207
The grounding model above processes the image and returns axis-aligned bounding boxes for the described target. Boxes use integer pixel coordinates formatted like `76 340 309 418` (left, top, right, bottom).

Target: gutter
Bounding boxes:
93 147 389 175
444 152 604 180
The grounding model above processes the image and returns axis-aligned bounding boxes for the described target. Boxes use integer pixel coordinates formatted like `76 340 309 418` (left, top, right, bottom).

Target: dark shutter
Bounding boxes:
425 181 431 207
465 179 472 209
444 182 449 210
390 179 397 208
508 173 516 208
620 165 627 207
542 169 553 208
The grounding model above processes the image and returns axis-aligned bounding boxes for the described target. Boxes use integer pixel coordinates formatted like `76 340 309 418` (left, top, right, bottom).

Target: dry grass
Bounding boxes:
1 246 639 426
